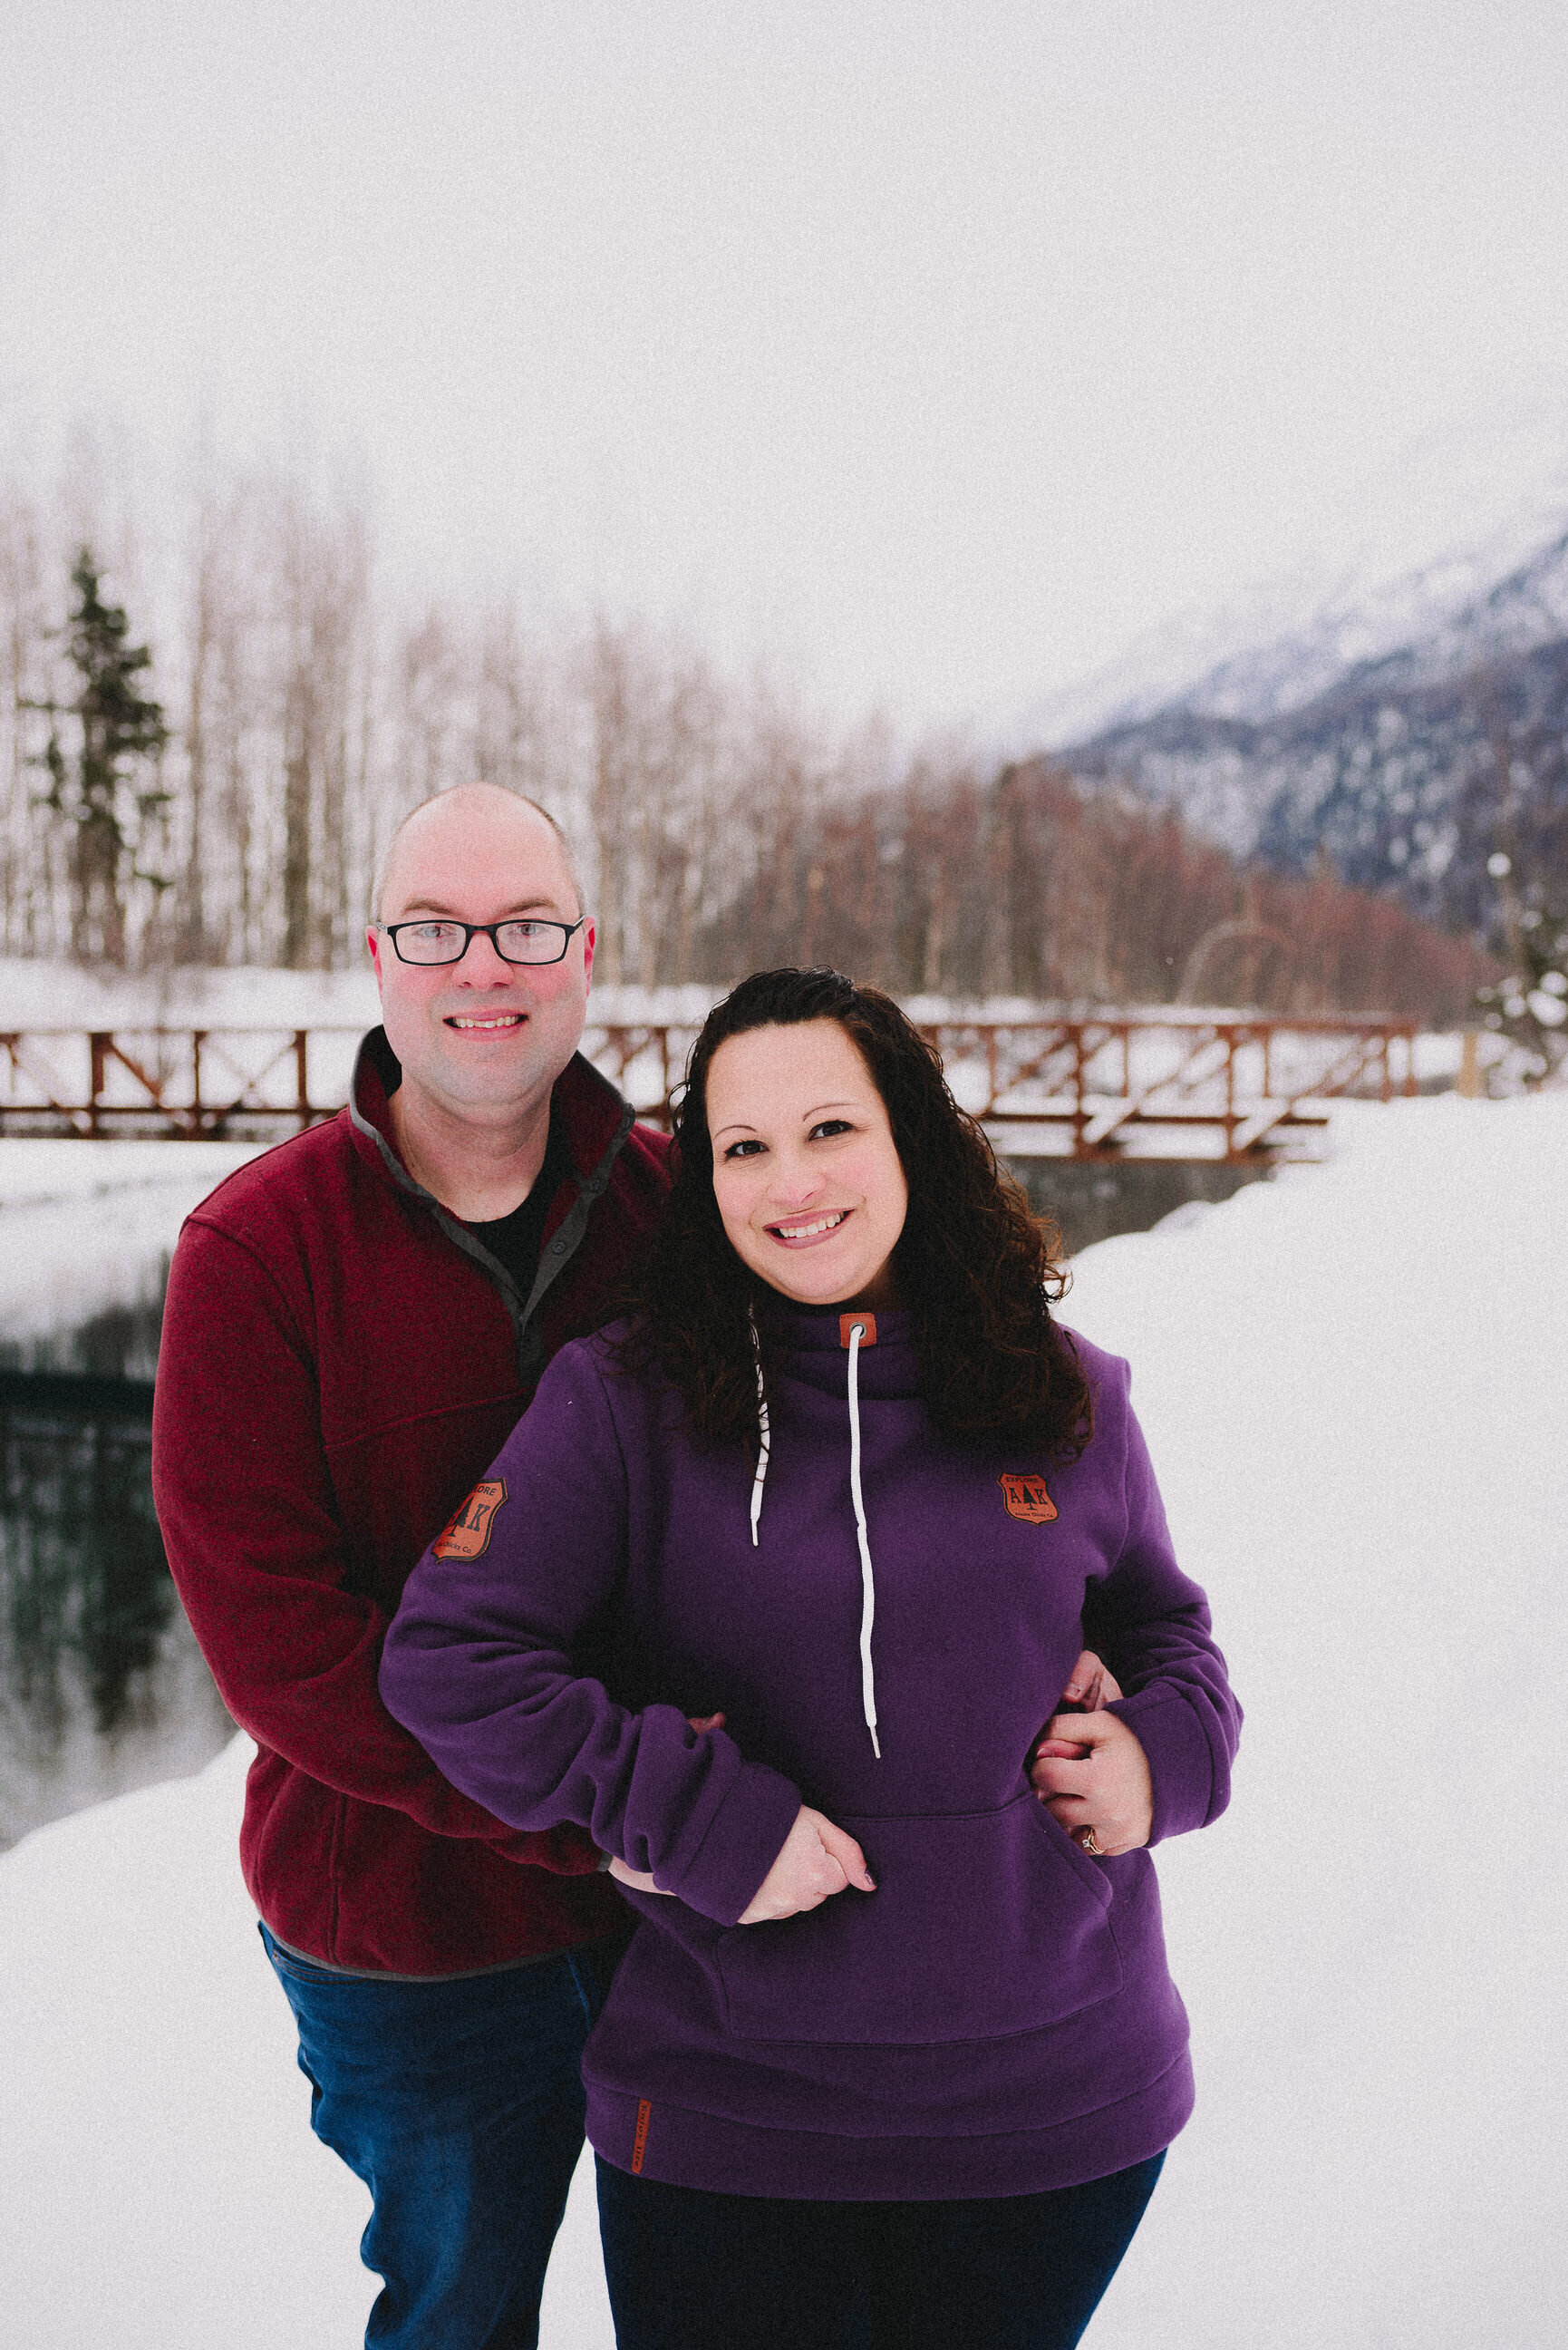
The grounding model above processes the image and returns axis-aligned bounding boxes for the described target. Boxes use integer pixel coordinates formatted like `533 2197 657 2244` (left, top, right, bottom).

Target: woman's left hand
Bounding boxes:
1055 1649 1120 1715
1030 1708 1154 1856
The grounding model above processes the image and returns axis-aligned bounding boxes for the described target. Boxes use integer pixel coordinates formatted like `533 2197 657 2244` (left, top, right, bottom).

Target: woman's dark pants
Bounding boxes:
261 1923 621 2350
595 2149 1165 2350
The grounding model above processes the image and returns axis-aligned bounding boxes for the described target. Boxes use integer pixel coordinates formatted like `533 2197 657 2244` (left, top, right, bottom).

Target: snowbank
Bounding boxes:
1066 1095 1568 2348
3 954 1484 1072
0 955 727 1033
3 1092 1564 2345
0 957 382 1032
0 1736 615 2348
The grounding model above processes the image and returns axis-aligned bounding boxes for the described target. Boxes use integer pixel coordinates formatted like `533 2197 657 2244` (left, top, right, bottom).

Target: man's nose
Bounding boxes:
454 927 518 980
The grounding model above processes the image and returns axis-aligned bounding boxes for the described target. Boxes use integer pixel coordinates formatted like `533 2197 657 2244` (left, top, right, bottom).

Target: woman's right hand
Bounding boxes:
738 1806 876 1924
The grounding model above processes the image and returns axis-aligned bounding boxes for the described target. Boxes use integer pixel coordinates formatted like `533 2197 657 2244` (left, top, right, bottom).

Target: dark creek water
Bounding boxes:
0 1374 233 1851
1008 1154 1270 1251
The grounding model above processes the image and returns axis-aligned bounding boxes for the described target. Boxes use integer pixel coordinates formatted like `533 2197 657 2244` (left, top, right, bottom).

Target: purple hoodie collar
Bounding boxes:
751 1293 922 1399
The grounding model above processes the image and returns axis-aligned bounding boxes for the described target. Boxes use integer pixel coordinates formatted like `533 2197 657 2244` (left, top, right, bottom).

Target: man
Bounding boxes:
151 783 670 2348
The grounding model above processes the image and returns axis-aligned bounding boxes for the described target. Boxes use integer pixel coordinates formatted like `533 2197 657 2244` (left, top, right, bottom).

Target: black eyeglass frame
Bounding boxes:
379 917 587 968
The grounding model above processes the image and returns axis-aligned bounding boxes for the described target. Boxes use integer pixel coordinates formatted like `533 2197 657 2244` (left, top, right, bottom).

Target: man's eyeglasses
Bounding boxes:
380 918 586 968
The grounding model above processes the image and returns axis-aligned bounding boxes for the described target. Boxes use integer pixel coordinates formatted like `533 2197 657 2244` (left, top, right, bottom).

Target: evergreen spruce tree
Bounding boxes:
33 549 170 964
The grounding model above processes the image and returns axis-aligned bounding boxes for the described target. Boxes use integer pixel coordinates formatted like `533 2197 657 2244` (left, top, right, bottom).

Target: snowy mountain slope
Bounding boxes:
1021 396 1568 925
1053 618 1568 921
1034 514 1568 753
3 1093 1564 2347
1023 391 1568 748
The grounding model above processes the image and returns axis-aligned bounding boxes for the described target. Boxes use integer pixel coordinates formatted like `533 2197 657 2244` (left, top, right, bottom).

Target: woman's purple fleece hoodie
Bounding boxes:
380 1301 1241 2200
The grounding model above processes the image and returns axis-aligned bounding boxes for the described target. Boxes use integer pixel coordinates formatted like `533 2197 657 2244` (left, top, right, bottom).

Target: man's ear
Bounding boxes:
580 918 595 987
367 927 385 986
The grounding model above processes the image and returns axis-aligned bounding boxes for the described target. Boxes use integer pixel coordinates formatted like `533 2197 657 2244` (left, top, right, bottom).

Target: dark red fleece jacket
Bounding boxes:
150 1031 670 1973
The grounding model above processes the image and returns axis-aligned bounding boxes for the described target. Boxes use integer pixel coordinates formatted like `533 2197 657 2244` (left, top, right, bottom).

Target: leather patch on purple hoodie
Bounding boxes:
999 1471 1057 1524
433 1479 508 1560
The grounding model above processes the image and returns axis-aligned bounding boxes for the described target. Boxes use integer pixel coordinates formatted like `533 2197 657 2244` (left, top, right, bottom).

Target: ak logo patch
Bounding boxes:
999 1471 1058 1525
432 1478 508 1561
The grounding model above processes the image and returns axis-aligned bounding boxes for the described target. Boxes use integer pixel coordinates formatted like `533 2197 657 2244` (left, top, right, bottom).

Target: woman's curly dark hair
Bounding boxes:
620 968 1092 1459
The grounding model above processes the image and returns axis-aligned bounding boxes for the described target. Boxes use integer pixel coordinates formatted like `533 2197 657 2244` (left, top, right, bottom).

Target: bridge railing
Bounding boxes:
0 1016 1418 1160
919 1015 1416 1158
0 1027 364 1141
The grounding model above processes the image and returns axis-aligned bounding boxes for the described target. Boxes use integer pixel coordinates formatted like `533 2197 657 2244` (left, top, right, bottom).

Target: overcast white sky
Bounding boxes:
2 0 1566 734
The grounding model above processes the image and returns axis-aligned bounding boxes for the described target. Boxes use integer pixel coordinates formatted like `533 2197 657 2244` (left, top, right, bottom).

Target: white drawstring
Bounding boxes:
748 1315 770 1548
746 1310 881 1759
846 1320 882 1758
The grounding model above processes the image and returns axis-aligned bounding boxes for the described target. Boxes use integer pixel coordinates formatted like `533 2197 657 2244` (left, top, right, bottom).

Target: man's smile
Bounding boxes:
444 1011 528 1032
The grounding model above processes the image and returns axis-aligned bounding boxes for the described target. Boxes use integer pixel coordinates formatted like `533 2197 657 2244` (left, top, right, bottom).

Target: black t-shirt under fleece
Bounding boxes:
460 1104 572 1297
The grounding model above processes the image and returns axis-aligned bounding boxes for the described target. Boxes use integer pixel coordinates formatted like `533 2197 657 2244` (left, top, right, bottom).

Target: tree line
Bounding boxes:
0 457 1492 1023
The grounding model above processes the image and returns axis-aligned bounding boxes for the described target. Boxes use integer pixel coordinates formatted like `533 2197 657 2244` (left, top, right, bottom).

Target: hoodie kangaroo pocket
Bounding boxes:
714 1790 1122 2045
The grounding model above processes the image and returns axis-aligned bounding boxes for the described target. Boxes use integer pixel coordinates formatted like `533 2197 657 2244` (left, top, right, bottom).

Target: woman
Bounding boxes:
381 968 1241 2350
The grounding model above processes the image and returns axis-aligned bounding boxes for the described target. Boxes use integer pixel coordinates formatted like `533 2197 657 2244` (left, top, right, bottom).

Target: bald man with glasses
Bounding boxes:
153 784 671 2349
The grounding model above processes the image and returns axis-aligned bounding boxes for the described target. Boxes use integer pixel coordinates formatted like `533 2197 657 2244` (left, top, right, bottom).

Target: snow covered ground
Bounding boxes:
0 953 727 1033
2 1092 1564 2346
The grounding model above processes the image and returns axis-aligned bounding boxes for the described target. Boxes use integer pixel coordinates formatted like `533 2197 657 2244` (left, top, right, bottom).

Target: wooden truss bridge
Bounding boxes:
0 1015 1418 1160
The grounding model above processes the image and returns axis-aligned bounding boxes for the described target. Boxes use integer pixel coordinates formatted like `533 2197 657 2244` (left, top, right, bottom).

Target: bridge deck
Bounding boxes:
0 1016 1418 1162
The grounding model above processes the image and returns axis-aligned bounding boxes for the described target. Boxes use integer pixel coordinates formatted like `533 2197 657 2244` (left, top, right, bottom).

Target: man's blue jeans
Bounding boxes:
260 1922 622 2350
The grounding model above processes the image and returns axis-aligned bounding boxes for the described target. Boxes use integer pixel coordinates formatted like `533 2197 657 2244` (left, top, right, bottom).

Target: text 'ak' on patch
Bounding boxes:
999 1471 1058 1525
432 1479 508 1560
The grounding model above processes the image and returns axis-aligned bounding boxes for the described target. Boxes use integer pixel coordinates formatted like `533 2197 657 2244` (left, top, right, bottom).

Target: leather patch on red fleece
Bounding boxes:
632 2099 653 2174
432 1479 508 1561
999 1471 1058 1524
839 1312 876 1349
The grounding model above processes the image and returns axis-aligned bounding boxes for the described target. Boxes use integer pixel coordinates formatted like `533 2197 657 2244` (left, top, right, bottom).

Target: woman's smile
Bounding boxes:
767 1207 851 1247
